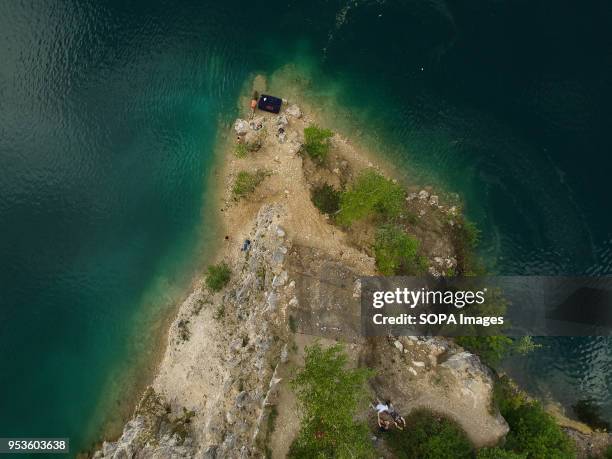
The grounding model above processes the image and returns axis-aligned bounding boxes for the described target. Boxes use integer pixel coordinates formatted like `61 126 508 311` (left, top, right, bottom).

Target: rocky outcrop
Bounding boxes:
94 388 195 459
364 336 509 448
96 205 294 458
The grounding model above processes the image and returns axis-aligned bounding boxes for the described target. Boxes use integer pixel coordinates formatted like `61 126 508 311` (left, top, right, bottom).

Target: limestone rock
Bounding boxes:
234 119 249 135
275 114 288 127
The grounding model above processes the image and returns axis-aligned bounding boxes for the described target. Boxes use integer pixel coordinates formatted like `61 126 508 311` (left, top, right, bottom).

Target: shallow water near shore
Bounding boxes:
1 0 611 453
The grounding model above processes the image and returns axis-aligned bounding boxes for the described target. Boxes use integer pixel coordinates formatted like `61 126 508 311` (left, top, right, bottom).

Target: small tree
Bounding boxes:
311 184 340 215
337 169 405 226
304 125 333 162
455 336 514 366
494 378 575 458
205 262 231 292
373 225 425 275
289 343 374 458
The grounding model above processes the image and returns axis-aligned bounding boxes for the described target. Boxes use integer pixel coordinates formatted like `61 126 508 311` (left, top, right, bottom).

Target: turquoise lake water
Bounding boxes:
1 0 611 455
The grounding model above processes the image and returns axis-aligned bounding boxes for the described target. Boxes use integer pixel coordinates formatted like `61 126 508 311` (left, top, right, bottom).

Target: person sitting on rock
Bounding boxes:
374 399 392 431
373 399 405 431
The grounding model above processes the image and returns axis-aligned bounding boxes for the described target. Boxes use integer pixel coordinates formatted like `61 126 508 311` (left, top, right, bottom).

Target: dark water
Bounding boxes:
1 0 611 454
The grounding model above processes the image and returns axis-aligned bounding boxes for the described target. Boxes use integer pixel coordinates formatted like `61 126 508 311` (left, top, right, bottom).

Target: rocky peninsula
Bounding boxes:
94 75 608 458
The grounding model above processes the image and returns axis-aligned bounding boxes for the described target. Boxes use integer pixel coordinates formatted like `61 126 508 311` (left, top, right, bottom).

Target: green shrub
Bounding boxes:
604 445 612 459
311 184 340 215
234 142 248 158
494 378 575 459
337 169 405 226
288 343 374 458
205 262 231 292
303 125 333 162
373 225 426 275
477 447 527 458
232 170 268 198
386 410 473 459
456 335 539 367
462 219 481 248
453 217 485 276
455 336 514 366
453 288 520 366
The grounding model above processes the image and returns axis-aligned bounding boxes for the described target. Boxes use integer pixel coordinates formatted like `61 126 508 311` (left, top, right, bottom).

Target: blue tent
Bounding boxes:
258 94 282 114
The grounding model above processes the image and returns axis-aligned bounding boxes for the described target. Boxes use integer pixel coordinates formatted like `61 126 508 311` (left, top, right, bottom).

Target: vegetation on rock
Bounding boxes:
386 410 473 459
337 169 405 226
205 262 231 292
288 343 374 458
493 377 575 458
453 217 484 276
373 225 426 275
234 142 248 158
303 125 333 163
232 170 268 198
455 335 514 366
311 184 340 215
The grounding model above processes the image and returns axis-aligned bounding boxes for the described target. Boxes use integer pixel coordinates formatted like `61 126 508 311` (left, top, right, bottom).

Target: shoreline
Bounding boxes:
81 123 231 456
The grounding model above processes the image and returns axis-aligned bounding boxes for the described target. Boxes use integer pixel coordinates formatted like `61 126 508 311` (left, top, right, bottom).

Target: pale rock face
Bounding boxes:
285 104 302 118
234 119 250 135
418 189 430 200
275 114 289 127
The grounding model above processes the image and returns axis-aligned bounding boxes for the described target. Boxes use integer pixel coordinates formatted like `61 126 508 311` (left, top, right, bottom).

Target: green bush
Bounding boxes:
304 125 333 162
234 142 248 158
337 169 405 226
604 445 612 459
455 336 514 366
494 378 575 459
311 184 340 215
453 288 520 366
477 447 527 458
205 262 231 292
232 170 268 198
456 335 540 367
386 410 473 459
288 343 374 458
453 217 485 276
373 225 426 275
